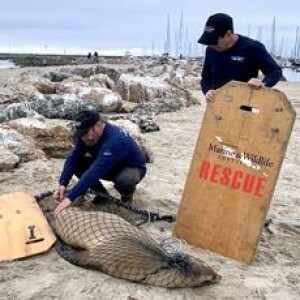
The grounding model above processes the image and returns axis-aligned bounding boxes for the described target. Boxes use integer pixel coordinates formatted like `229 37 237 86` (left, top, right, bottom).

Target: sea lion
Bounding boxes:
54 206 221 288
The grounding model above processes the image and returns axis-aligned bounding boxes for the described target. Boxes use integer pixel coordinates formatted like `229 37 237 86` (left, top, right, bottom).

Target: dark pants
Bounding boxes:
74 156 146 197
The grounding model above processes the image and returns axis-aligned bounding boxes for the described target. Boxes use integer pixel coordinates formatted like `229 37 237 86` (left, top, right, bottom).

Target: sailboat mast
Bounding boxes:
178 12 183 57
270 16 276 56
164 13 171 55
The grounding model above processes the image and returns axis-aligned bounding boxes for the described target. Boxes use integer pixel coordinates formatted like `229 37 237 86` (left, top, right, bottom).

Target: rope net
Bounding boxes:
54 206 221 288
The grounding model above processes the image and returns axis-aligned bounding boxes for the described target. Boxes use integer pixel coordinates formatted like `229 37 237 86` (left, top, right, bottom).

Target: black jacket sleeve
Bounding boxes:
254 42 282 87
200 50 213 95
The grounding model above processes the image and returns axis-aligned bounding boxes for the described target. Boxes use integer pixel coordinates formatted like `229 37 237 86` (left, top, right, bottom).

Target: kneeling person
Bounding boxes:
53 109 147 217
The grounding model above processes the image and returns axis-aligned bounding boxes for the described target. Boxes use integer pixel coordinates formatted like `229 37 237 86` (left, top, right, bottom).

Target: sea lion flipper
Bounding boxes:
56 240 87 267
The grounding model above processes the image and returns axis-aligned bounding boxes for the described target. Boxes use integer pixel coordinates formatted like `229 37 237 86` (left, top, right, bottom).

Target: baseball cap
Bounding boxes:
198 13 233 45
74 109 100 137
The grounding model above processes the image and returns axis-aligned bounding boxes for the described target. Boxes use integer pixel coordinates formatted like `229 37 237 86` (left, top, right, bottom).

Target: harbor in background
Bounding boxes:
1 56 300 82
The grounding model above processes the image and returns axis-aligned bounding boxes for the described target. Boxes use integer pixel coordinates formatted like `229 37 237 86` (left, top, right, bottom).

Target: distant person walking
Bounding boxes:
198 13 282 102
87 52 92 60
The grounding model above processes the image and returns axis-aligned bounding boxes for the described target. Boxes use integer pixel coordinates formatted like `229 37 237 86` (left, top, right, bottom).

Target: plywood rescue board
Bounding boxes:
174 81 296 264
0 192 56 261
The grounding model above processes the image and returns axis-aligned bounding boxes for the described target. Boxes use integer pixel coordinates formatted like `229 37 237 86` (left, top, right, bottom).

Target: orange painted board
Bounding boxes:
174 81 296 264
0 192 56 261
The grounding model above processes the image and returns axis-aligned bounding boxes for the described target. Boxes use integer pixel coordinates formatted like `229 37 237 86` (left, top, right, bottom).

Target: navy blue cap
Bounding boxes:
74 109 100 137
198 13 233 45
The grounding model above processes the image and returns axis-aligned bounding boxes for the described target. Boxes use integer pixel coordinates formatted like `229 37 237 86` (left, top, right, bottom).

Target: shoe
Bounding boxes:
121 193 133 203
92 192 110 205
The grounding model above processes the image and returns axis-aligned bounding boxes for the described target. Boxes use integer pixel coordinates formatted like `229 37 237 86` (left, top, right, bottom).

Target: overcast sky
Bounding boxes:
0 1 300 56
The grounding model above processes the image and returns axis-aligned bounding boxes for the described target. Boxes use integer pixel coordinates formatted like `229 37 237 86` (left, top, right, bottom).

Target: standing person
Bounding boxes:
94 51 99 63
198 13 283 102
53 109 147 217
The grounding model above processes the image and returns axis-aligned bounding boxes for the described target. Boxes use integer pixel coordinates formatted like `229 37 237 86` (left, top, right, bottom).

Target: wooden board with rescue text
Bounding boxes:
0 192 56 261
173 81 296 264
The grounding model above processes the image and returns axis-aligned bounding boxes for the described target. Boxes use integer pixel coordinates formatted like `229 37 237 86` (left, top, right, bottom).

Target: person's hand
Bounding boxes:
247 78 265 89
54 197 72 218
53 185 66 205
205 89 215 103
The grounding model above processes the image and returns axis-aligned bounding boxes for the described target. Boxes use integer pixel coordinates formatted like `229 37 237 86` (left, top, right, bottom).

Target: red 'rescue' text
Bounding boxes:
198 160 267 198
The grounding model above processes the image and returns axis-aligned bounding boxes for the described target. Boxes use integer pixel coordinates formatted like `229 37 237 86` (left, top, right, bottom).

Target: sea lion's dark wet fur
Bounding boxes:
55 206 221 288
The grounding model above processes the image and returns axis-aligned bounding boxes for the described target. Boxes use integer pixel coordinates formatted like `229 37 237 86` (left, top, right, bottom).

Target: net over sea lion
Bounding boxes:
55 206 221 288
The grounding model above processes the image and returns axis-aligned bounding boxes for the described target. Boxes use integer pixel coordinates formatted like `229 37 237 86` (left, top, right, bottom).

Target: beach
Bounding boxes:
0 65 299 300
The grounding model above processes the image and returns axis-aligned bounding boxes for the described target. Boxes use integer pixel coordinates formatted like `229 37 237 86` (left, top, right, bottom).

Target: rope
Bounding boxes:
91 191 176 224
34 189 176 224
34 190 55 201
160 236 187 255
265 218 300 228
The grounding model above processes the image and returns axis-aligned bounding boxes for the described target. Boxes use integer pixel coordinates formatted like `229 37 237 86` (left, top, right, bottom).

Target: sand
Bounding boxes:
0 67 299 300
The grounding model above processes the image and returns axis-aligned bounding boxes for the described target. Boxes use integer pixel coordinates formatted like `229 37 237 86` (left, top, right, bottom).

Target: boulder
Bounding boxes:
3 102 44 122
0 147 20 171
0 88 19 105
29 94 96 119
116 74 171 103
0 125 44 162
89 74 115 89
77 87 122 113
8 118 73 158
6 72 56 95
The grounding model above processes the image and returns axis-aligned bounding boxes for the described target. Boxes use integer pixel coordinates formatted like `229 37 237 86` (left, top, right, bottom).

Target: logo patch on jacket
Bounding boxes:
84 152 92 158
231 56 244 62
103 150 112 156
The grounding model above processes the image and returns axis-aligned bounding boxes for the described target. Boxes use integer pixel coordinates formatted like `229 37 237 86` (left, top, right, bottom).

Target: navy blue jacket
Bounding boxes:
59 122 146 201
200 35 282 95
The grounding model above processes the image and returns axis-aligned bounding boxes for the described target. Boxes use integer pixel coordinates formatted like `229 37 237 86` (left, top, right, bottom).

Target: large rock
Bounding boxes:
53 74 121 113
3 102 44 122
46 67 95 79
0 82 44 103
0 147 20 171
6 71 56 95
55 74 114 93
30 94 96 119
77 87 122 113
0 125 44 163
1 95 98 122
181 75 200 90
132 97 184 116
89 74 115 89
94 65 122 82
116 74 171 103
8 118 73 158
0 88 19 105
44 66 119 83
56 75 90 93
